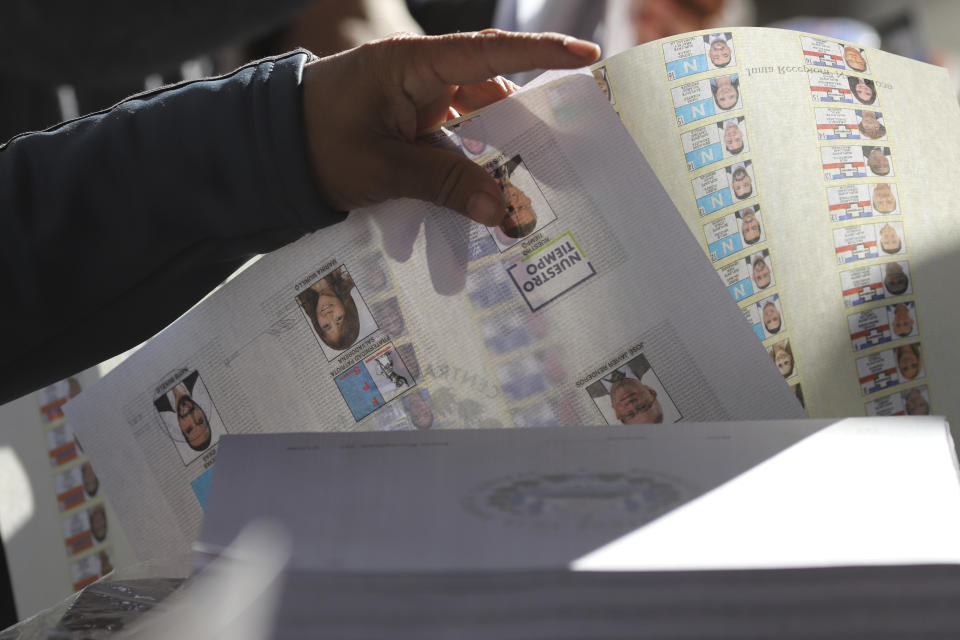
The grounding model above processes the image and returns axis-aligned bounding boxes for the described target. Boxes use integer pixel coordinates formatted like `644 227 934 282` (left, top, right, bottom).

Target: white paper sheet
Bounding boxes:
67 72 804 562
196 417 960 572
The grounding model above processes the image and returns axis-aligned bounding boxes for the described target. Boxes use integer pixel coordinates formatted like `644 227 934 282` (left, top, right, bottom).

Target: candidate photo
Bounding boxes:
453 117 489 158
296 265 378 361
759 296 783 337
871 183 898 214
848 76 877 105
882 261 911 297
592 65 615 104
486 154 558 250
769 340 795 379
585 353 681 426
728 161 755 201
888 302 918 339
719 117 746 156
705 33 734 69
153 370 229 465
737 206 763 245
710 74 740 111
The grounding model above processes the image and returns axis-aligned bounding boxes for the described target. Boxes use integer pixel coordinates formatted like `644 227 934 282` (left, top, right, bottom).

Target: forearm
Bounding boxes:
0 51 344 403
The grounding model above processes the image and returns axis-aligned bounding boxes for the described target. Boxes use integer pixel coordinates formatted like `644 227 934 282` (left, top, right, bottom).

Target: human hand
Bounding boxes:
301 30 600 226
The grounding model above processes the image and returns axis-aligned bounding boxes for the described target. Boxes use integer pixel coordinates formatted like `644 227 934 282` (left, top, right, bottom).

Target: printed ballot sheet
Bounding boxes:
66 71 803 561
197 417 960 572
195 421 827 571
588 28 960 425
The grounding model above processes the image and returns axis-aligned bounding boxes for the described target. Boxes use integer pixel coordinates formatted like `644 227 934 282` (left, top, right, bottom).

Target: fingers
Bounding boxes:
450 75 520 114
404 30 600 90
384 141 506 226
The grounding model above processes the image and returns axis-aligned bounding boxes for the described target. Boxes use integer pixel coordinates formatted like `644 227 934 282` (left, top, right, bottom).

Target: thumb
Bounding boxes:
384 141 507 226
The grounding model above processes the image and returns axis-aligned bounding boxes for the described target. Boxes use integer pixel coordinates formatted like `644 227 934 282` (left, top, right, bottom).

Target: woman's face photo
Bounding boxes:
315 291 347 343
177 397 210 450
867 148 890 176
715 83 738 110
774 348 793 377
855 79 875 103
762 302 781 333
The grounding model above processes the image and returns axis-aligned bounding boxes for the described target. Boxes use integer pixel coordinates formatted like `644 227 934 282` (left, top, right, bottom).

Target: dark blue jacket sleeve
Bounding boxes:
0 51 346 403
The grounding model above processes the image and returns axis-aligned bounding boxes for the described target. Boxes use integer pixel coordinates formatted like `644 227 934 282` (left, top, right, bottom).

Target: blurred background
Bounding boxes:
3 0 960 143
3 0 960 630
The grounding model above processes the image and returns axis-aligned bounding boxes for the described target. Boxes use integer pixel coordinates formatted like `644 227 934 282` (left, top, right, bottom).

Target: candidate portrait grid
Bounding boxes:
799 35 929 416
35 378 115 592
460 212 582 429
292 253 428 427
663 30 803 405
431 135 589 429
430 127 609 429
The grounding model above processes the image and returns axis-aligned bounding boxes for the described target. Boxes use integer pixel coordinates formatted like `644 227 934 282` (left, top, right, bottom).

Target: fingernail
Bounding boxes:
467 191 503 226
563 37 601 61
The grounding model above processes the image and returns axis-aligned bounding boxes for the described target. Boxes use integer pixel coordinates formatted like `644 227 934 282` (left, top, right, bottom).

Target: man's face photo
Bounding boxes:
844 46 867 72
611 379 663 424
752 256 771 289
731 167 752 199
709 38 732 67
867 148 890 176
762 301 781 334
177 397 211 451
905 389 930 415
892 304 914 337
407 393 434 430
461 135 486 155
872 183 896 213
740 209 761 244
81 461 99 497
99 550 113 575
897 345 921 380
884 261 909 295
859 111 884 139
498 177 538 239
723 121 743 154
89 505 107 542
879 223 901 254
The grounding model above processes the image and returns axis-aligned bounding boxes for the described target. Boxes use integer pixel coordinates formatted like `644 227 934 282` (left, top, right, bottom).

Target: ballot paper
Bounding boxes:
67 69 803 561
532 28 960 426
196 417 960 572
